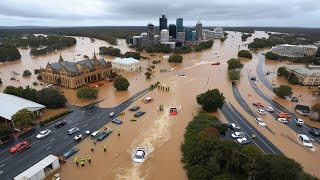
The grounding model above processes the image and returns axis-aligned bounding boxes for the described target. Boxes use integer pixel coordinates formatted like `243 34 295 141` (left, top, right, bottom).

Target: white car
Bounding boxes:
265 106 274 112
254 118 266 126
295 118 304 126
67 127 80 135
231 132 245 139
298 134 313 148
257 109 266 115
74 134 83 141
109 112 115 117
228 123 241 130
236 137 251 145
36 129 51 139
277 118 289 124
133 147 147 163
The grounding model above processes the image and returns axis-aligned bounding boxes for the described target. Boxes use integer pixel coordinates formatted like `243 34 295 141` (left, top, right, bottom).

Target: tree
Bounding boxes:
76 86 98 99
123 51 140 60
113 76 130 91
37 74 42 80
227 58 244 70
273 85 293 98
0 43 21 63
265 51 280 60
228 70 240 81
145 72 152 79
36 88 67 108
11 108 36 128
34 69 41 74
0 78 2 85
237 50 252 59
311 103 320 118
253 154 304 180
197 128 219 139
4 85 38 102
23 70 32 77
168 54 183 63
0 124 13 140
111 72 118 78
196 89 225 112
99 46 121 57
187 165 212 180
241 33 252 41
277 67 289 77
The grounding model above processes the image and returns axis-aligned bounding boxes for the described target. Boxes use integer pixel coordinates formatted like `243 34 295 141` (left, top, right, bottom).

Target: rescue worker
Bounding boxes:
103 145 107 152
94 140 96 146
251 134 256 139
87 156 91 163
80 157 85 167
118 130 121 136
74 156 79 166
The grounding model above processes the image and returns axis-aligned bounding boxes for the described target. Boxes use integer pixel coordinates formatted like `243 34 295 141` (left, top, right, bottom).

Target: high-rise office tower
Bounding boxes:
160 29 169 43
159 15 168 33
169 24 177 39
196 21 202 41
176 18 183 32
185 27 193 41
147 23 155 46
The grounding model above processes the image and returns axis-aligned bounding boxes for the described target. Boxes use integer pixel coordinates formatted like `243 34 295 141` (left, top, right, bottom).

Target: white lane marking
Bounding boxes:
228 104 277 154
83 123 88 127
74 123 79 126
50 138 55 142
223 106 266 154
64 136 68 139
0 164 5 167
46 146 52 151
58 134 61 136
97 116 101 119
0 171 3 174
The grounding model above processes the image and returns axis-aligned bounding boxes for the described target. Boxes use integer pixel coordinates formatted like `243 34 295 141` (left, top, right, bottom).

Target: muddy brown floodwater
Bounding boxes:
1 31 320 179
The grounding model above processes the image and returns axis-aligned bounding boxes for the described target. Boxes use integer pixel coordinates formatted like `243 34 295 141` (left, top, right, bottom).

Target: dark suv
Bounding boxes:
291 97 299 102
134 111 145 118
309 128 320 136
129 106 140 112
55 121 67 128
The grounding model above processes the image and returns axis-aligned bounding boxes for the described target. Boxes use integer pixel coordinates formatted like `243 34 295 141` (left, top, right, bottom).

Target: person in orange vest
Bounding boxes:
103 145 107 152
74 156 79 166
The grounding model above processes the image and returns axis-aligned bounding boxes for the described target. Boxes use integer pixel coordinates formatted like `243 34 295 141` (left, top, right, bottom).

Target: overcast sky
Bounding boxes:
1 0 319 27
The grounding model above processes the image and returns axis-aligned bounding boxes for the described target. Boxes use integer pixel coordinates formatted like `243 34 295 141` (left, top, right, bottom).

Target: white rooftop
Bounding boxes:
112 57 139 64
0 93 45 120
14 155 58 180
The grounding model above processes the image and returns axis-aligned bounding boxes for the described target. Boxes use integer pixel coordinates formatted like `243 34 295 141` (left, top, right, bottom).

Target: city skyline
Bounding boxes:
0 0 320 27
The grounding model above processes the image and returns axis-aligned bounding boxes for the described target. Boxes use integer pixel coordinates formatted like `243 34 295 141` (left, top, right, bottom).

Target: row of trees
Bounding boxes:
4 86 67 108
227 58 244 81
76 86 98 99
238 50 253 59
168 54 183 63
277 67 300 84
241 33 252 41
265 51 281 60
135 44 192 55
0 43 21 63
194 40 214 52
181 112 317 180
29 35 76 56
99 46 121 57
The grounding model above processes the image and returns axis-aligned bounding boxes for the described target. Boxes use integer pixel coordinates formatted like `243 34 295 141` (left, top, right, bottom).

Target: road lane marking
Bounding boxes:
46 146 52 151
64 136 68 139
83 124 88 127
50 138 55 142
0 164 5 167
58 134 61 136
97 116 101 119
74 123 79 126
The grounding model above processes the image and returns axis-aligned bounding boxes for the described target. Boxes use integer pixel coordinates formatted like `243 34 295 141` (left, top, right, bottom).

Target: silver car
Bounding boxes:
36 129 51 139
68 127 80 135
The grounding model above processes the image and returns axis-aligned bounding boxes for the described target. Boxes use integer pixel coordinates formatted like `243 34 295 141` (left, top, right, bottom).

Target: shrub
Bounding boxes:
237 50 252 59
228 70 240 81
273 85 293 98
37 74 42 80
196 89 225 112
76 86 98 99
227 58 244 70
168 54 183 63
23 70 32 77
33 82 38 86
265 51 280 60
113 76 130 91
34 69 41 74
39 110 72 126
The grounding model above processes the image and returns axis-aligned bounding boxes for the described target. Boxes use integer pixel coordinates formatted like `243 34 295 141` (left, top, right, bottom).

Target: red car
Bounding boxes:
211 62 221 65
253 102 264 108
10 141 30 153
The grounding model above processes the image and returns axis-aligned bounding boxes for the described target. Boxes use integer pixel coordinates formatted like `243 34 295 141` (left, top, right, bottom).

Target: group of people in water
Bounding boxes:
74 156 91 166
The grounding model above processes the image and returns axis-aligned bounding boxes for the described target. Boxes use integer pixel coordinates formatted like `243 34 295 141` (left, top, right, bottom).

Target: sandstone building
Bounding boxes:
41 53 112 88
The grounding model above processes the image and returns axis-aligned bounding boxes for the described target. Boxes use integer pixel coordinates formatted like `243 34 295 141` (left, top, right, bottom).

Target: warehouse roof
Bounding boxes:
112 57 139 64
0 93 45 120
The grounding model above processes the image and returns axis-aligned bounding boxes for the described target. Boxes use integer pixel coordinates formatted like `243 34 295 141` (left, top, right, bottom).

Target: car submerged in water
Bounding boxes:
133 147 147 163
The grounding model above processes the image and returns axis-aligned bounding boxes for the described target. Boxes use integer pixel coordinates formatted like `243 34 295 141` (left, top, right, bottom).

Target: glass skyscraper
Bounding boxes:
169 24 177 38
185 27 193 41
159 15 167 33
176 18 183 32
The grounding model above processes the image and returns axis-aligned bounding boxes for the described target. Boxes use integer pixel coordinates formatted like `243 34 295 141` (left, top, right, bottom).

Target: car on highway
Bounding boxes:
253 102 264 108
309 128 320 136
250 76 256 81
74 134 83 141
134 111 146 118
9 141 30 153
109 112 115 117
277 113 291 118
36 129 51 139
129 106 140 112
91 131 100 138
112 118 123 125
291 97 299 102
133 147 147 163
295 118 304 126
62 148 79 160
231 131 245 139
254 118 266 126
55 121 67 128
96 131 110 141
277 118 289 124
143 97 153 104
228 123 241 130
236 137 251 145
67 127 80 135
298 134 313 148
257 109 266 115
265 106 275 112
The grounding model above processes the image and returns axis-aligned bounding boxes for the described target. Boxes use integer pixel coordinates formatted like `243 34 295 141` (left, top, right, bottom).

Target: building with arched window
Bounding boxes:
40 53 112 89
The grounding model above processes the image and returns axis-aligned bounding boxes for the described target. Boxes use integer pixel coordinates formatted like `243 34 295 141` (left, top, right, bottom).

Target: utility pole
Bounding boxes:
69 50 76 62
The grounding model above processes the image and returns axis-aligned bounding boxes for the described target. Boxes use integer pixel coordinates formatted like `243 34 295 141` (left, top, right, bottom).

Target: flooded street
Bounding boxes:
1 31 320 179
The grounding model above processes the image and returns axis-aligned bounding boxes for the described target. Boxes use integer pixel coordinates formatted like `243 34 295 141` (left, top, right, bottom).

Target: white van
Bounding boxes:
91 131 100 138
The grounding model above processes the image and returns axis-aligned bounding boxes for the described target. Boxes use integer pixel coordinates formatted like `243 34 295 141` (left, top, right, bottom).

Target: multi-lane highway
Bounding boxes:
0 88 149 179
221 102 282 154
